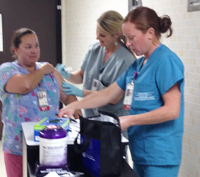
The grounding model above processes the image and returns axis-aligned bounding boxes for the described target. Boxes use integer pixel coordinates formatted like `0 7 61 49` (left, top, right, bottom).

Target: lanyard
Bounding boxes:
97 67 104 80
131 71 138 84
99 67 104 74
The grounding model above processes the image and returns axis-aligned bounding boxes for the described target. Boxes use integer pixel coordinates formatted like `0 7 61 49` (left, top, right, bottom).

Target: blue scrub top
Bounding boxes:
117 44 184 165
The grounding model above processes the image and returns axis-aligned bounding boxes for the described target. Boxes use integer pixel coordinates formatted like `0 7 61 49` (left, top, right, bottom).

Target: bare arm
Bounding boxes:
83 89 124 104
58 82 125 118
5 63 54 94
67 68 84 84
120 83 181 131
53 69 82 119
67 68 123 104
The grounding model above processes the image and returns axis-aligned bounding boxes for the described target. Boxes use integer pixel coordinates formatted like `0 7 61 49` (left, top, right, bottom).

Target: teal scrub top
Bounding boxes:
81 42 135 117
117 44 184 165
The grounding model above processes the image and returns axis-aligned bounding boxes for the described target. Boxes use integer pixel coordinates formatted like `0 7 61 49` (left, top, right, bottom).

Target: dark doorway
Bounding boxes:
0 0 62 139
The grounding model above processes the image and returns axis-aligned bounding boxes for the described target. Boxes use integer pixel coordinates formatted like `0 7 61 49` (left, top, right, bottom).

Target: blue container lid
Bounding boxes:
39 125 67 139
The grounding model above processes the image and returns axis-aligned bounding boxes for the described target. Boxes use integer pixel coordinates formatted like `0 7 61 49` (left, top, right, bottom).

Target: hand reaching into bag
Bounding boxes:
55 64 71 79
119 116 132 131
62 82 83 97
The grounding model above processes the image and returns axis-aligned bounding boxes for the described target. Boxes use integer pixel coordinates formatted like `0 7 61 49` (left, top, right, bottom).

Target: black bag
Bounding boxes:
74 111 137 177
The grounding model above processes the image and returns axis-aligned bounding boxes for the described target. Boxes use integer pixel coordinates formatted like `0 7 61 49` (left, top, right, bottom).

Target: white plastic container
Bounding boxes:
39 125 68 167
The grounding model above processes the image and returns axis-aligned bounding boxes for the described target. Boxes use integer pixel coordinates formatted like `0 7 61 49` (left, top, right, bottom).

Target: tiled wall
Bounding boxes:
61 0 129 71
61 0 200 177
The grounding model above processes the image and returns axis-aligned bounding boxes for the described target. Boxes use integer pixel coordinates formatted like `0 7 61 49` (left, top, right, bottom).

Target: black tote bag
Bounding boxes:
74 111 137 177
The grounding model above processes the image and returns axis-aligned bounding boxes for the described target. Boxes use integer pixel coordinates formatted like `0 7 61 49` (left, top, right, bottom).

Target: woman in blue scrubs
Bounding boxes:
58 7 184 177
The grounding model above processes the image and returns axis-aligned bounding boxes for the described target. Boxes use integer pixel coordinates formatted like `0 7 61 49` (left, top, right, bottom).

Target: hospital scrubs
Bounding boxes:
81 41 135 117
117 44 184 175
0 61 60 156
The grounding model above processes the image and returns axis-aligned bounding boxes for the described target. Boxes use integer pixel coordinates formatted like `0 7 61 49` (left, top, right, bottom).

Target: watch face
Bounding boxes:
128 0 143 12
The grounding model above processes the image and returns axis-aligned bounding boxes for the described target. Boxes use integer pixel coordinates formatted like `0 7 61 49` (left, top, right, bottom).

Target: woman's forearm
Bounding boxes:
70 82 123 110
5 68 45 94
67 69 83 84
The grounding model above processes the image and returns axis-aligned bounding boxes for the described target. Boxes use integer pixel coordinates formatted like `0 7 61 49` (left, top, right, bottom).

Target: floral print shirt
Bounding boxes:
0 60 60 155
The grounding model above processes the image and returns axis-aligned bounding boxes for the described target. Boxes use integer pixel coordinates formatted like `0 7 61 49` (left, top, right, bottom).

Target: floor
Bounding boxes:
0 141 6 177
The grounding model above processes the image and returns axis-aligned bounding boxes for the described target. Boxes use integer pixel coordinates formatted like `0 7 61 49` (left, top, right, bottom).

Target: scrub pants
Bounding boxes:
4 152 23 177
134 163 180 177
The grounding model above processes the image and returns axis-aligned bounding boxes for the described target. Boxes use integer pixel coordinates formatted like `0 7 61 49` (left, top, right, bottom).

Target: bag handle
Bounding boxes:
74 133 92 153
74 122 94 153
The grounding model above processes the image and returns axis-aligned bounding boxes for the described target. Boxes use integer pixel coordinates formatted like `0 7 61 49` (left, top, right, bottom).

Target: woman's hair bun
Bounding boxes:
159 15 172 37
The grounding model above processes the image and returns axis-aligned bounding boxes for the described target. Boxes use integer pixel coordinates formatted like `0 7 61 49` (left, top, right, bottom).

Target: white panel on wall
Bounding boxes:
188 0 200 12
0 13 3 52
128 0 143 12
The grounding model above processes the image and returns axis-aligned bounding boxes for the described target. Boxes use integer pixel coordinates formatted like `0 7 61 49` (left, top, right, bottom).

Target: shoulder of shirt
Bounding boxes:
118 44 135 61
104 43 135 68
120 48 136 68
87 41 101 51
158 45 183 66
0 62 15 69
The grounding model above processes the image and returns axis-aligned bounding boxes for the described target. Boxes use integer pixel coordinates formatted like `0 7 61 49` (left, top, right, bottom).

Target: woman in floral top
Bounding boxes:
0 28 81 177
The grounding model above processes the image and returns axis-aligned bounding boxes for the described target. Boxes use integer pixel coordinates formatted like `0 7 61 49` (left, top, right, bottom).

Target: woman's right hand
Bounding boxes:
40 63 54 75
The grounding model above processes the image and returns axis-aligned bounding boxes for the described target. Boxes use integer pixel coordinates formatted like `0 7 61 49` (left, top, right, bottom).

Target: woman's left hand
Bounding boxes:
62 82 83 97
119 116 131 131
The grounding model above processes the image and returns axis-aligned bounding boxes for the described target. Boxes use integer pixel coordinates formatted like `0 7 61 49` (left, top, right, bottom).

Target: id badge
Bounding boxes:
91 78 100 91
91 78 100 115
37 90 50 111
123 83 134 110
